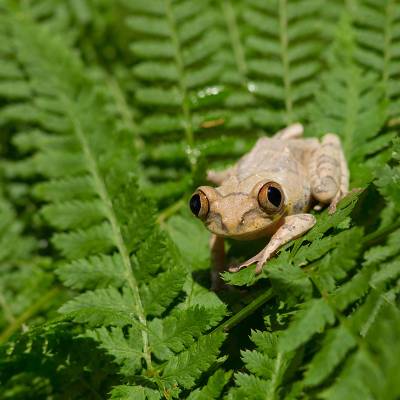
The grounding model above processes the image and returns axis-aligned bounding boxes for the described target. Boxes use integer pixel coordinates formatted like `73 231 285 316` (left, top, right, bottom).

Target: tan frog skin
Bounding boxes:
189 123 349 290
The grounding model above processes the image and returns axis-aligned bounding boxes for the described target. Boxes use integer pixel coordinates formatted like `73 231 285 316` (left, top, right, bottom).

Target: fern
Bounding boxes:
228 330 297 400
125 0 336 206
0 13 227 398
351 0 400 120
0 192 57 344
309 16 390 186
1 2 400 399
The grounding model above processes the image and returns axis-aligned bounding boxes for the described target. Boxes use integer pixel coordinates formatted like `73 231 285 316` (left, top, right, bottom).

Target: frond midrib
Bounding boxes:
62 94 153 370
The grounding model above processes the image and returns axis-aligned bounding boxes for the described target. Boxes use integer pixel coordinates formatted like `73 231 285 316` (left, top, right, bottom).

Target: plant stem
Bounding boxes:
362 220 400 247
214 289 273 333
0 287 61 345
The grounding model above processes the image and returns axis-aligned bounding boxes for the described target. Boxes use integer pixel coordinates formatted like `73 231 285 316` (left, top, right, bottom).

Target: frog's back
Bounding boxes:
236 137 318 181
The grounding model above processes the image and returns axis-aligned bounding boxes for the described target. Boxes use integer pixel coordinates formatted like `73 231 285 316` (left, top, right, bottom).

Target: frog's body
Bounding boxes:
189 123 349 289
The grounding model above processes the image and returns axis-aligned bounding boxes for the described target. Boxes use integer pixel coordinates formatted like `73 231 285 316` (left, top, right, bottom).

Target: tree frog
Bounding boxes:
189 123 349 289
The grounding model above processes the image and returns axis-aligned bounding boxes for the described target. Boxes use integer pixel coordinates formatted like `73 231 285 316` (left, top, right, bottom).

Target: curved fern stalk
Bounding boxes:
351 0 400 120
309 16 390 186
0 13 227 398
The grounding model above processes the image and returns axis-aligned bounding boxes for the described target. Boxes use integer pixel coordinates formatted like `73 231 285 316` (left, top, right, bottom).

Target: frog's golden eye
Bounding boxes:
258 182 284 213
189 190 209 219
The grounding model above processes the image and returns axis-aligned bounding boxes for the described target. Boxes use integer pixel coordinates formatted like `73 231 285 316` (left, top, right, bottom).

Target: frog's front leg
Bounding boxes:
210 234 226 291
310 133 349 214
228 214 316 274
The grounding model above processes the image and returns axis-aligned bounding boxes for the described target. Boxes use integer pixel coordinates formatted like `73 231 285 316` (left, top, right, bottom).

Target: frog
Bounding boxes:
189 123 349 289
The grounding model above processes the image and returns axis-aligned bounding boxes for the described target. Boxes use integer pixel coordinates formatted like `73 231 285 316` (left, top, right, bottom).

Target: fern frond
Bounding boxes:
240 0 326 123
110 384 161 400
0 191 56 343
304 325 356 387
279 299 335 353
309 16 388 186
0 13 227 397
186 369 232 400
161 331 226 391
375 138 400 210
228 331 295 400
351 0 400 119
59 287 136 327
86 326 144 375
57 254 126 290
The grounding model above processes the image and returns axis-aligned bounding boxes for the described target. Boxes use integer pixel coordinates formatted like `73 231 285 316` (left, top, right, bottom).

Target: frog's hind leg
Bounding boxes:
274 123 304 140
210 234 226 291
310 133 349 214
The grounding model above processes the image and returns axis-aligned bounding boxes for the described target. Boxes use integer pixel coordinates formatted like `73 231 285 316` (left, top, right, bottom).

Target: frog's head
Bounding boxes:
189 179 286 240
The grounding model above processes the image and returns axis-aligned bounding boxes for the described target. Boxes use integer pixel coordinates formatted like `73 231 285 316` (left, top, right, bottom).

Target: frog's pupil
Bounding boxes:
267 186 282 207
190 194 201 216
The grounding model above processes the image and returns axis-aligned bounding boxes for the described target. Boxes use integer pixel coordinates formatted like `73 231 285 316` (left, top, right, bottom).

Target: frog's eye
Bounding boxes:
258 182 284 213
189 190 209 219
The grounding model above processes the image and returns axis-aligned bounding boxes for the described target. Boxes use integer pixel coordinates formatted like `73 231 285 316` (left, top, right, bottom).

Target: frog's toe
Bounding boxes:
228 258 257 272
228 263 251 273
228 253 266 273
255 260 265 274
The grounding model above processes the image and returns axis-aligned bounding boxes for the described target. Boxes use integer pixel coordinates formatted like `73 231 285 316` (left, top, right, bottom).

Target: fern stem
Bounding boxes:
279 0 293 123
362 220 400 247
67 101 153 371
221 0 248 83
0 287 60 345
165 0 194 149
214 288 273 333
268 352 283 400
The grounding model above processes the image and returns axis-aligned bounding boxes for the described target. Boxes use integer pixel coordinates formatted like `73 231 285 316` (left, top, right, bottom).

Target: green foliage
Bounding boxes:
1 1 400 399
0 11 226 398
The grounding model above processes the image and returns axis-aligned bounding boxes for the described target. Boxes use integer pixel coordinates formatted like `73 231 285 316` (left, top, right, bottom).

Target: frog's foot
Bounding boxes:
228 249 268 274
228 214 316 275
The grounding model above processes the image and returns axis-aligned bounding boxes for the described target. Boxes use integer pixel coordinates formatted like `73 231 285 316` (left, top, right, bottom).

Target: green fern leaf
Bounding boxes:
149 306 219 360
110 385 161 400
309 16 388 186
304 326 356 386
352 0 400 119
41 199 106 230
0 13 228 397
375 138 400 210
141 267 186 317
52 222 114 259
279 299 335 353
86 326 143 376
161 331 226 391
186 369 232 400
59 287 136 327
56 254 126 290
228 331 294 400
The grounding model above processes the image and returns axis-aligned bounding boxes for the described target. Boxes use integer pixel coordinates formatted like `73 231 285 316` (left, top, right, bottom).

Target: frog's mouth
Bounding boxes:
206 214 285 241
